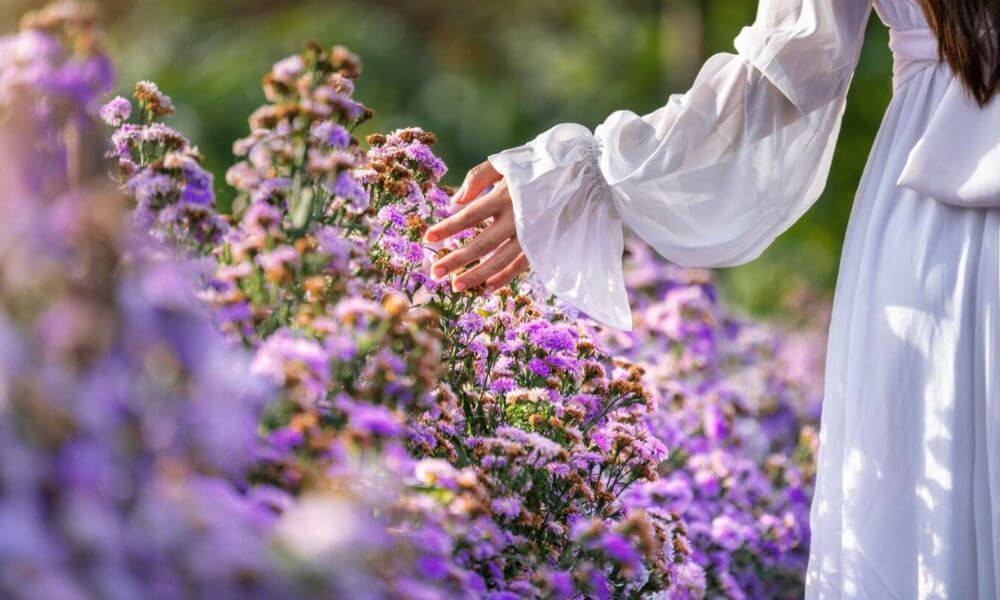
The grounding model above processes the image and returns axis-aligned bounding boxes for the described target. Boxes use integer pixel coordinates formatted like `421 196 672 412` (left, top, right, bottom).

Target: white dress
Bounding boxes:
488 0 1000 597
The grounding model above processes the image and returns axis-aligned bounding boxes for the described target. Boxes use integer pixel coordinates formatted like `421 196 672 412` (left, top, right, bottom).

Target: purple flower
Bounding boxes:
179 163 214 206
216 299 252 324
490 497 521 520
257 245 299 272
527 322 576 353
489 377 516 394
545 571 574 598
338 397 403 437
242 201 283 234
250 176 292 204
378 205 407 228
600 533 640 569
385 235 423 265
456 312 484 335
329 171 368 213
271 55 304 83
526 357 550 378
416 555 450 581
711 514 749 551
100 95 131 126
251 329 329 401
312 120 352 149
266 427 305 453
404 142 447 180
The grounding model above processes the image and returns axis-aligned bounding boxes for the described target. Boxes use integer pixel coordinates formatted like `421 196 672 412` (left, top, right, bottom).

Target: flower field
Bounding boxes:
0 3 828 598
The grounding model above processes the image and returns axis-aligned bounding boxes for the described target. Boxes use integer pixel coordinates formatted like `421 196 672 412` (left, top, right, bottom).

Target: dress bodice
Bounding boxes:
873 0 931 32
872 0 1000 209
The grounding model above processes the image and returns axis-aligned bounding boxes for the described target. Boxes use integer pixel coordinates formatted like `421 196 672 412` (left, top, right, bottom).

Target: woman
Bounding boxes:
426 0 1000 596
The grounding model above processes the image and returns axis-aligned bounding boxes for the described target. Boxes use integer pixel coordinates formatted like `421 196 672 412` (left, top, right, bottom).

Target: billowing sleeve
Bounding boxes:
489 0 873 330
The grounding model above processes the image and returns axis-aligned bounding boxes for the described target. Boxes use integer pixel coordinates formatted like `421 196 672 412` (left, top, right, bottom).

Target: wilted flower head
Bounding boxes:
134 79 174 116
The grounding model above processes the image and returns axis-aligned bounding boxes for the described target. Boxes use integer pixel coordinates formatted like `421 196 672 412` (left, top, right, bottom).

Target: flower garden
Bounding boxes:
0 3 827 598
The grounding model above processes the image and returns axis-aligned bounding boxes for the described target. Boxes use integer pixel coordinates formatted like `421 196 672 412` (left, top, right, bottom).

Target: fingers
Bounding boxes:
424 182 508 243
452 237 522 292
453 160 501 206
483 254 529 294
431 214 516 279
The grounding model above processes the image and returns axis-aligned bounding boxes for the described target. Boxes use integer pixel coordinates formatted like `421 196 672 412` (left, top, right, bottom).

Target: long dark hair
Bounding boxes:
919 0 999 106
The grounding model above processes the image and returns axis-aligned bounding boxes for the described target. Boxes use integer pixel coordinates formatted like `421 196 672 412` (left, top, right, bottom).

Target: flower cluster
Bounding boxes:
104 81 227 250
598 241 825 598
108 39 702 596
0 11 273 595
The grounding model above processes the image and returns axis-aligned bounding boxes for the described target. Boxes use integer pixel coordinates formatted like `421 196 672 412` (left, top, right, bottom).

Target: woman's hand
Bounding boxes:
423 161 529 294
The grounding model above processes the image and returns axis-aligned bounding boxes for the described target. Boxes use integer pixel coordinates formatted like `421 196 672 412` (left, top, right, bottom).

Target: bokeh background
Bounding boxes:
1 0 894 317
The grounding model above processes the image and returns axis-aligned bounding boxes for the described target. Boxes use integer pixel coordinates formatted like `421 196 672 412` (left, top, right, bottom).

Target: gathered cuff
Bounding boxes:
489 123 633 330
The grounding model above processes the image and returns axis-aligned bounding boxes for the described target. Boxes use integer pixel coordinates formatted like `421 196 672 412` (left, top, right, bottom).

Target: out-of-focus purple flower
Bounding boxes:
329 170 368 212
336 396 403 437
251 329 329 402
312 120 352 149
416 555 450 581
271 55 304 84
490 497 521 520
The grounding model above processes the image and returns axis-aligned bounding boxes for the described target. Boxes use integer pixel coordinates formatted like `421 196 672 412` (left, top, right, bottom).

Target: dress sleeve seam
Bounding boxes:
582 137 620 215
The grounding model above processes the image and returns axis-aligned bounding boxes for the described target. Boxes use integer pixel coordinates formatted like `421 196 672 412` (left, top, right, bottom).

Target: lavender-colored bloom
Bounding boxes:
257 245 299 272
490 497 521 520
710 514 748 552
526 322 576 353
416 555 450 581
545 571 574 597
526 357 550 378
456 312 484 335
378 204 407 227
329 170 368 212
267 427 305 453
404 142 447 180
601 533 640 568
251 329 329 401
338 398 403 437
426 186 450 210
385 235 423 266
489 377 516 394
311 120 352 149
242 201 283 234
125 168 173 205
179 160 214 206
99 95 131 126
271 55 304 83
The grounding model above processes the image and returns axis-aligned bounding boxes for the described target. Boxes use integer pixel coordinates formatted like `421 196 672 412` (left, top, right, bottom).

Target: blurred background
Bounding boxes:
2 0 894 318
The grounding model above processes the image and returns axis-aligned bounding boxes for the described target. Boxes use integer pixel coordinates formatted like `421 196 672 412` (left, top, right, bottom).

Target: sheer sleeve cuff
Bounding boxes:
488 123 633 330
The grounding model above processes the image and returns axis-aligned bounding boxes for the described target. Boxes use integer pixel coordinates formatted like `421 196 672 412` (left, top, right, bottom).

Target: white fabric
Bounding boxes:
490 0 1000 596
891 29 1000 208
